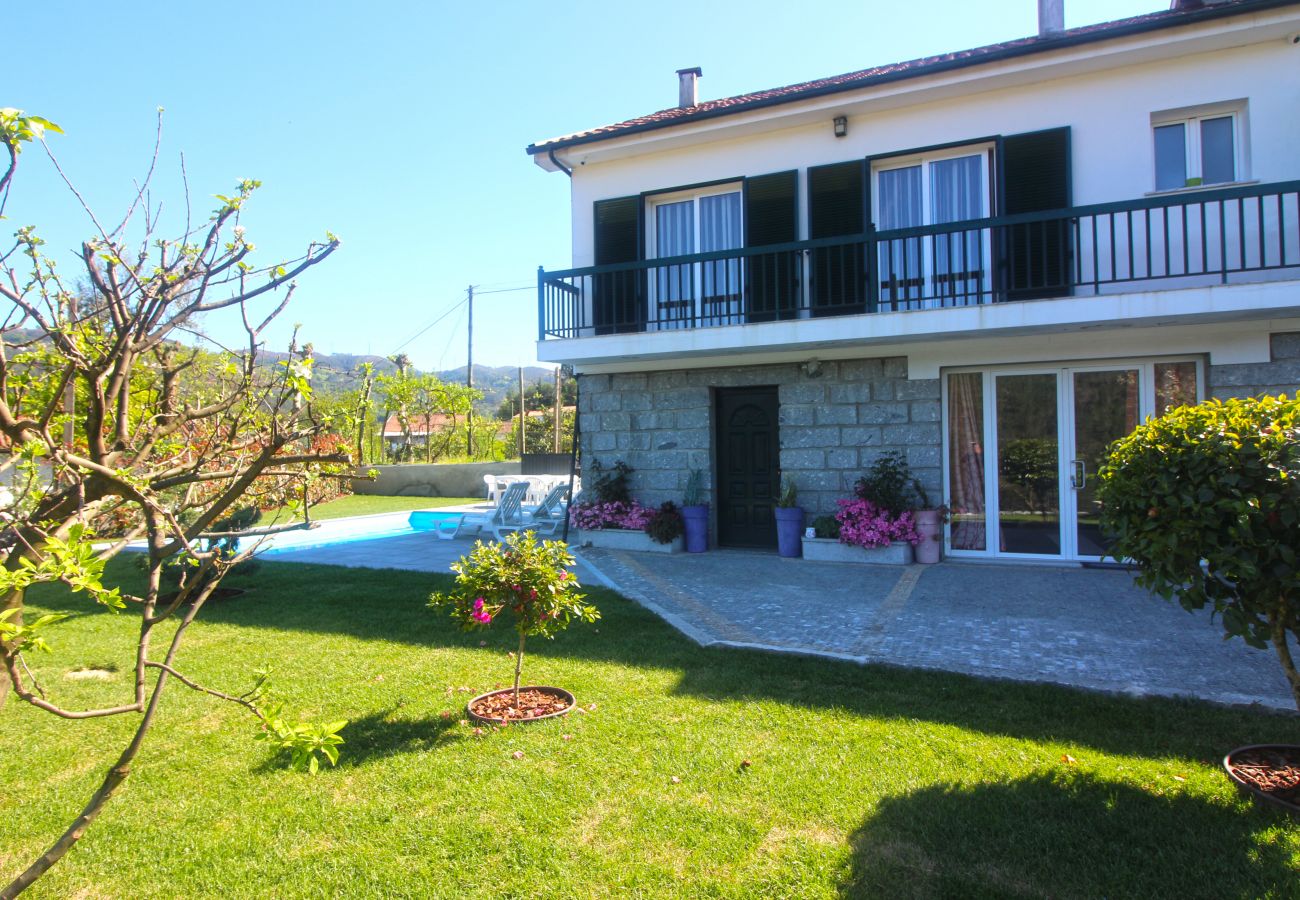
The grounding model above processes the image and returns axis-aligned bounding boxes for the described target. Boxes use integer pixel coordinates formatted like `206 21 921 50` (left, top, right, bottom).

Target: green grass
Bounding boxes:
3 560 1299 898
297 494 480 520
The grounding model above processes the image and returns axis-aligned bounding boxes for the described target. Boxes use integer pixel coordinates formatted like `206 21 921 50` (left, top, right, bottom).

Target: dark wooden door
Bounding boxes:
716 387 780 548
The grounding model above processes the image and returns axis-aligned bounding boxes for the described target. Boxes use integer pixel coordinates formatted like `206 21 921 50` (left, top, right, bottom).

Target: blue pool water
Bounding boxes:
252 509 463 555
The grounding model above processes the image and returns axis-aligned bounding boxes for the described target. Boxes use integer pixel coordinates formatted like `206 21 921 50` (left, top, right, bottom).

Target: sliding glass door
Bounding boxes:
945 359 1203 562
875 147 992 309
650 188 742 329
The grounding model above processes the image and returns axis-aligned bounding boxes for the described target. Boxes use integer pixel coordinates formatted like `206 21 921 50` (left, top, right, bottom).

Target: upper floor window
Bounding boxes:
1152 104 1244 192
646 185 742 328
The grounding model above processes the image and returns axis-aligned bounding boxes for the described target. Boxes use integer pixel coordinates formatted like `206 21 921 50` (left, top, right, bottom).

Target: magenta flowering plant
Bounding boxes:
429 531 599 704
835 497 922 549
568 499 655 531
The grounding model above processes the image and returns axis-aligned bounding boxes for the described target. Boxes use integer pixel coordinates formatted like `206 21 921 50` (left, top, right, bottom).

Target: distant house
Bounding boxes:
529 0 1300 562
381 414 455 452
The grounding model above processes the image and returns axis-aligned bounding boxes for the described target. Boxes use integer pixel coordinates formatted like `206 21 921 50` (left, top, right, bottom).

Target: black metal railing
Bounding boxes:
538 180 1300 340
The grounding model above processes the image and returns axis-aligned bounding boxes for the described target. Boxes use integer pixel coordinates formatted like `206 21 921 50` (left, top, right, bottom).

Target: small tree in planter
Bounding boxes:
1097 394 1300 711
681 469 709 553
430 532 599 722
774 477 804 558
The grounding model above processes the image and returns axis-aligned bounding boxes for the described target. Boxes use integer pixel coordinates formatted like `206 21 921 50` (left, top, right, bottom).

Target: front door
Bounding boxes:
716 387 779 549
947 359 1202 562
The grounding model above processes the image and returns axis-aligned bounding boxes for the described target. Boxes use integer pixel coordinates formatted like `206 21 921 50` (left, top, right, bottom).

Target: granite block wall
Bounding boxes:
1209 332 1300 399
576 356 941 517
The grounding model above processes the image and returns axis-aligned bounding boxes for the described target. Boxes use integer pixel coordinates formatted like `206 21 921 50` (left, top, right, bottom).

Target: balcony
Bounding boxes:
538 181 1300 344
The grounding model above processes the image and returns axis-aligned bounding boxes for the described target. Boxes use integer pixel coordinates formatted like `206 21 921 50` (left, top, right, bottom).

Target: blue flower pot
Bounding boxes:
681 505 709 553
774 507 805 558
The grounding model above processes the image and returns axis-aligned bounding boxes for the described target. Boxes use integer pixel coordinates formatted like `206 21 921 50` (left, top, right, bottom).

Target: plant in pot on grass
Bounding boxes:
774 477 804 558
1097 393 1300 815
680 469 709 553
856 451 947 564
430 531 600 725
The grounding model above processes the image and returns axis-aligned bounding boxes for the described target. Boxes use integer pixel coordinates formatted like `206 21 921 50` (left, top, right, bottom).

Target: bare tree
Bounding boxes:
0 109 348 896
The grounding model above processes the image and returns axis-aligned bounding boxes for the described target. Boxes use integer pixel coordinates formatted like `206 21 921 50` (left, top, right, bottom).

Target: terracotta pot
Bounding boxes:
466 685 576 725
913 509 944 564
774 507 805 558
681 504 709 553
1223 744 1300 818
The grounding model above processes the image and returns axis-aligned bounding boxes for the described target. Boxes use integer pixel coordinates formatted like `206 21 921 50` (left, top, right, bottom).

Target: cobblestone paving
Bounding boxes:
578 549 1298 711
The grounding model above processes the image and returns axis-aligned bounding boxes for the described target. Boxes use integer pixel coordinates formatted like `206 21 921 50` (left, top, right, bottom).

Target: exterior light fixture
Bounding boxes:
833 116 848 138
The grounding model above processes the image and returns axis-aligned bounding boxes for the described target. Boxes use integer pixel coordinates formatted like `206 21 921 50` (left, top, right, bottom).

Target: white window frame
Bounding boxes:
645 183 744 329
1150 101 1249 193
871 142 995 308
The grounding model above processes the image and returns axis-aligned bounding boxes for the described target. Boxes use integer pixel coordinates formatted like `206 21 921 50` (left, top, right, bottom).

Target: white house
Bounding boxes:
527 0 1300 564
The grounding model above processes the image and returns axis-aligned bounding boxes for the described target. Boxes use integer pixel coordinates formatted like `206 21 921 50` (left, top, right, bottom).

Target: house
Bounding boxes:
527 0 1300 563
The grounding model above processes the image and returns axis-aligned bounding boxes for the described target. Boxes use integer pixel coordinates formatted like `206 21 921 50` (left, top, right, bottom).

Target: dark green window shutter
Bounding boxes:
743 171 798 322
1000 127 1072 301
807 161 866 314
592 196 644 334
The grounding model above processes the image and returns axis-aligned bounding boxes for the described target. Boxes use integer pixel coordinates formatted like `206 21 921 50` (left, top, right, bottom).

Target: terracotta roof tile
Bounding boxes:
527 0 1286 155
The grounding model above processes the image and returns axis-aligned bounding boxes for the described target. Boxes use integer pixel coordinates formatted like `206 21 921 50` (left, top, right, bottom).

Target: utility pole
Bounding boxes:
466 284 474 458
518 365 526 457
553 367 562 453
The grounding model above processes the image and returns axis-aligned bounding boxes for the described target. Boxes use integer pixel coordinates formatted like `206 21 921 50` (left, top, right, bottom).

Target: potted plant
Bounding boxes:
774 477 804 558
680 468 709 553
801 500 919 565
429 531 600 724
856 451 946 564
568 459 684 552
1097 393 1300 810
645 501 685 547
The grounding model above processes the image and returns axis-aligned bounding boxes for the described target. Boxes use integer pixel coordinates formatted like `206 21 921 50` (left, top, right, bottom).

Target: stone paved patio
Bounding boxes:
577 548 1298 712
258 524 1296 712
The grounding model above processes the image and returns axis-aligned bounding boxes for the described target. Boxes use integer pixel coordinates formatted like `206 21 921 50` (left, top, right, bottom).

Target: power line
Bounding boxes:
472 285 534 296
390 297 467 354
436 301 467 371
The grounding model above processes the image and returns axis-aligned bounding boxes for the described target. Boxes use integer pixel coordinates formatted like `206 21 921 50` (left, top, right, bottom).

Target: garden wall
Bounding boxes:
351 461 521 498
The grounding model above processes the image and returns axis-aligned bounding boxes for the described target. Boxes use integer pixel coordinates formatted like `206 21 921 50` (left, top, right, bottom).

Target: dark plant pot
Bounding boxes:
681 505 709 553
1223 744 1300 818
466 685 576 725
774 507 805 558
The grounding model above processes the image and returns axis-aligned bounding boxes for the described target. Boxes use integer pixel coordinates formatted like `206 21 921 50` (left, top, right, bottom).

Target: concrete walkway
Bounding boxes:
260 527 1296 712
578 548 1298 712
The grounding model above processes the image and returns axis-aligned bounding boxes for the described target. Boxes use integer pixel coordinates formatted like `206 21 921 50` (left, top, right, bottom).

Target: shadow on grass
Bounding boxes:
839 771 1295 899
330 706 462 767
30 558 1300 765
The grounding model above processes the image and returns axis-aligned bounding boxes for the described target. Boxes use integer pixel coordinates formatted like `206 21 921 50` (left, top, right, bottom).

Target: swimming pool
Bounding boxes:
249 509 467 556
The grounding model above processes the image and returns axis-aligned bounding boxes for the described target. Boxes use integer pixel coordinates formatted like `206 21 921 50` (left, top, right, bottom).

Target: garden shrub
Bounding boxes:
644 502 684 544
1097 393 1300 710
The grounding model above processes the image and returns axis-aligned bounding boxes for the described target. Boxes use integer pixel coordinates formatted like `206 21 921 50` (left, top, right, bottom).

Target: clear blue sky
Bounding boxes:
9 0 1157 372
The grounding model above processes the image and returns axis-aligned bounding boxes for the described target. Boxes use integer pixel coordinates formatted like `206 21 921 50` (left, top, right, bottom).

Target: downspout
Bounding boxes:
548 148 573 178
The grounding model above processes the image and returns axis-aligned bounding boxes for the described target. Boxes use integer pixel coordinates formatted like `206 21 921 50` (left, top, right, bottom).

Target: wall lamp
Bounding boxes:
833 116 848 138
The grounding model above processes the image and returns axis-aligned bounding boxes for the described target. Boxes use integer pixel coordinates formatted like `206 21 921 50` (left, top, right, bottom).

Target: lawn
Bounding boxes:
295 494 480 520
3 559 1299 898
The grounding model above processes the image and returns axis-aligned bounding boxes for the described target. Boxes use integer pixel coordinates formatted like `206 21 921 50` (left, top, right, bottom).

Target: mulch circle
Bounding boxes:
467 686 576 725
1223 745 1300 817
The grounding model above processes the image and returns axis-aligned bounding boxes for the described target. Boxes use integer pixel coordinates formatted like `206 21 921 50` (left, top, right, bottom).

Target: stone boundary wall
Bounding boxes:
577 357 941 518
1209 332 1300 399
351 461 521 498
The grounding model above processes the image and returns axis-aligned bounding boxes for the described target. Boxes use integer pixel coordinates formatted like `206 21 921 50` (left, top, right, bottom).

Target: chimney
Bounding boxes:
1038 0 1064 36
677 67 702 109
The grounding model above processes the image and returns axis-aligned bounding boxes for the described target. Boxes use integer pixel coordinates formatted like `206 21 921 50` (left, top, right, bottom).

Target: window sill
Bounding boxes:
1144 179 1258 198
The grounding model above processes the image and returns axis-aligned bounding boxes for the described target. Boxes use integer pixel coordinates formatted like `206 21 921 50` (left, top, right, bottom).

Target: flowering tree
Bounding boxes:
430 532 598 706
0 109 347 895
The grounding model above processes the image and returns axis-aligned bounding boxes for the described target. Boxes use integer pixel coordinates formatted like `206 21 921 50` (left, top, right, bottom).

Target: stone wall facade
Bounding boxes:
1209 332 1300 399
576 356 941 518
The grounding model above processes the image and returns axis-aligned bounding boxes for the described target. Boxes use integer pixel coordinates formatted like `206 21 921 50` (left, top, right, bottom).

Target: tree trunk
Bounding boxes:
1269 605 1300 712
514 632 525 706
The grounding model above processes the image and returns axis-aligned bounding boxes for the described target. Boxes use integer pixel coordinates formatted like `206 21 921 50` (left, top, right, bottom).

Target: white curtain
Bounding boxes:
930 155 985 305
655 199 694 327
700 192 742 324
877 166 923 306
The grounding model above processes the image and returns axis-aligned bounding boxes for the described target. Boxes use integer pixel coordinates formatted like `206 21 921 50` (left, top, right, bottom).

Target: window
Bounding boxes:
872 144 993 308
1152 108 1242 191
647 186 742 328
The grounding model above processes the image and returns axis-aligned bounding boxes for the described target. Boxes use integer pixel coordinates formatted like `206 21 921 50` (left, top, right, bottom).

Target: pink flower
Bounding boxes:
471 597 492 624
529 589 538 600
558 572 568 581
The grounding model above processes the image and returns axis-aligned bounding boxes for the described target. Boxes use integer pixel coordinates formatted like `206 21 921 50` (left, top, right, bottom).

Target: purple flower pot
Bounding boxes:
774 507 805 558
681 504 709 553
